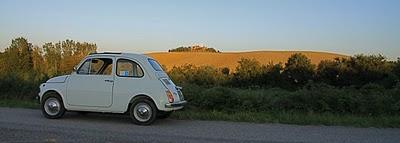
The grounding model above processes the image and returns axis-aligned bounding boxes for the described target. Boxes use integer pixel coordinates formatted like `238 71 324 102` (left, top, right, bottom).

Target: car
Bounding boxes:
38 52 186 125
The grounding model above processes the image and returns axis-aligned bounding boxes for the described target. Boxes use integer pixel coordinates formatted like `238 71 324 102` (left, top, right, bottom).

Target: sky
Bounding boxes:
0 0 399 59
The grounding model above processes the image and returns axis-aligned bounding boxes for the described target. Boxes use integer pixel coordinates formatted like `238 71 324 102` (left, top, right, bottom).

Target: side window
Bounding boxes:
77 58 113 75
102 64 113 75
117 59 144 77
89 59 105 74
77 59 90 74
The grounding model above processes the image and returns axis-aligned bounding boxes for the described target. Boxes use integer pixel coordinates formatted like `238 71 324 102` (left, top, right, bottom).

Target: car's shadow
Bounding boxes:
60 111 180 126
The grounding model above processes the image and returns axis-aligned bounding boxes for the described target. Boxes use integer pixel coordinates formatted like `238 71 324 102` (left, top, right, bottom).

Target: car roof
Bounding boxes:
88 52 152 61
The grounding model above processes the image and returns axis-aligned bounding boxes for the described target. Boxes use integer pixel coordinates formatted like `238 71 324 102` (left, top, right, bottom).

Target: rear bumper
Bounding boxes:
165 100 187 108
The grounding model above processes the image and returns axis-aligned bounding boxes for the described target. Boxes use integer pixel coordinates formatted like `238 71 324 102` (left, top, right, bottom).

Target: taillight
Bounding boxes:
166 90 174 103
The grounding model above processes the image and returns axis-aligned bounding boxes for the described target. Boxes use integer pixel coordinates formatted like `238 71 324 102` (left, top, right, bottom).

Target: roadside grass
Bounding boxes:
171 109 400 128
0 98 38 109
1 98 400 128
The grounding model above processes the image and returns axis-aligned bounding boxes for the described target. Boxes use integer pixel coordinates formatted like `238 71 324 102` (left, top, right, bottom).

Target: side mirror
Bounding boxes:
73 66 78 72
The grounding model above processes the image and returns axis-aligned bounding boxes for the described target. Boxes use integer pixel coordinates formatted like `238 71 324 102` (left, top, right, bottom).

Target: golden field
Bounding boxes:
147 51 347 71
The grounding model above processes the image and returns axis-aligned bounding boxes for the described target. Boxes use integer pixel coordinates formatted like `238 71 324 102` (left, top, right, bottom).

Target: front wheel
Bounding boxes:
41 92 66 119
129 97 157 125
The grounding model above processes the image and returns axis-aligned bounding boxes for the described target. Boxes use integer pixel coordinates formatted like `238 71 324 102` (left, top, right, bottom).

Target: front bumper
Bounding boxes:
165 100 187 108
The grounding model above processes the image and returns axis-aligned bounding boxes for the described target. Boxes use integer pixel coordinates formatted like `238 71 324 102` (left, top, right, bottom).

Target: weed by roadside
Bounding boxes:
0 99 400 128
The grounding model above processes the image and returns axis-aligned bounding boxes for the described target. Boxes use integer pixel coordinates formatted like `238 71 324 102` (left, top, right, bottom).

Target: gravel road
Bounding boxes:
0 107 399 143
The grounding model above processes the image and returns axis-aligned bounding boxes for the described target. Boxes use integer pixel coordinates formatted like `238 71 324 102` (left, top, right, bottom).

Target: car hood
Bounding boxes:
47 75 69 83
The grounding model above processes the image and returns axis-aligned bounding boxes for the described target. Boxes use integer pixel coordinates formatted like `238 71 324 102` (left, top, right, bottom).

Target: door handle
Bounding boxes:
104 79 114 83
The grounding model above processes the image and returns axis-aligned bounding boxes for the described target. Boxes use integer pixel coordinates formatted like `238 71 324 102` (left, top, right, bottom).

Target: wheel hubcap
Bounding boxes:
44 97 60 116
133 103 152 122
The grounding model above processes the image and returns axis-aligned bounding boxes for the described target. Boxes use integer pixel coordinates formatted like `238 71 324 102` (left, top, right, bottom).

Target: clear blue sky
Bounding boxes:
1 0 399 59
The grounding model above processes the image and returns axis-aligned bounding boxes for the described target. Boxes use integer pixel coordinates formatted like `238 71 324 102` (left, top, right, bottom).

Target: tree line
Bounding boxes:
168 54 400 115
1 37 399 100
0 37 97 99
168 45 220 53
168 53 400 90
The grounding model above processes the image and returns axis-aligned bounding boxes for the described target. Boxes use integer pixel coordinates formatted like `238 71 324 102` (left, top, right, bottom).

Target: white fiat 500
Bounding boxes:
38 52 186 125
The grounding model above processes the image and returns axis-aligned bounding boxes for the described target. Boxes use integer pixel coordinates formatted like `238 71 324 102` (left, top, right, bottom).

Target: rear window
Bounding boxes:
148 59 163 71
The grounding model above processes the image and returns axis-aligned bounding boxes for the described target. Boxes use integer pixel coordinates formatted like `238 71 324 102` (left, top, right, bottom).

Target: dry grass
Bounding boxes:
147 51 347 70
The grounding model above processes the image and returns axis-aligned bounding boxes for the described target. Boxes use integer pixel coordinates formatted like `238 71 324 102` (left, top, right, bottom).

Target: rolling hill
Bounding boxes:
147 51 347 71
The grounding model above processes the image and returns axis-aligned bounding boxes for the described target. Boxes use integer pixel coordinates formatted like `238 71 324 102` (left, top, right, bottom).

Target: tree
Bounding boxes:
317 55 396 87
0 38 36 98
1 37 34 80
31 45 47 81
14 38 33 73
344 54 394 87
0 52 6 76
43 42 61 77
233 58 263 87
60 40 75 74
0 37 97 98
393 58 400 80
282 53 315 88
317 59 341 86
42 40 97 77
169 45 219 53
260 62 283 87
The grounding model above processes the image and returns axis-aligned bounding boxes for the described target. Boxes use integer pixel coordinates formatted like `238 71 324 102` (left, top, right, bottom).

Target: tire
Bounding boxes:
129 97 157 125
157 111 172 119
41 92 66 119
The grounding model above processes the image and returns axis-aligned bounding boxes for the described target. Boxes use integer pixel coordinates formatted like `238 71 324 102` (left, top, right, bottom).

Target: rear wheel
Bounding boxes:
129 97 157 125
41 92 66 119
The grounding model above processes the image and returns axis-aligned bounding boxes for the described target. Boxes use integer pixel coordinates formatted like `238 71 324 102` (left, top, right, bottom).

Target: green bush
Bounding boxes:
317 55 396 88
232 58 263 87
181 83 400 116
282 53 315 89
168 64 229 87
260 63 284 88
169 54 398 90
186 86 239 112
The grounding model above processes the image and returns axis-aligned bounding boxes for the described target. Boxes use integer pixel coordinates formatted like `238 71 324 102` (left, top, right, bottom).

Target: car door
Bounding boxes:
66 56 115 107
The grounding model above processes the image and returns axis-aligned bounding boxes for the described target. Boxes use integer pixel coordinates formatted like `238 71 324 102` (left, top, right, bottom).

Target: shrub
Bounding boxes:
260 63 284 88
393 58 400 82
317 55 397 88
354 84 391 115
282 53 315 89
181 82 400 116
168 64 229 87
232 58 263 87
189 87 240 112
317 59 341 86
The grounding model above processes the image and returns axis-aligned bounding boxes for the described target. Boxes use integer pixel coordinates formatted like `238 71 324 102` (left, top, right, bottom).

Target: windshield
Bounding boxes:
148 59 164 71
